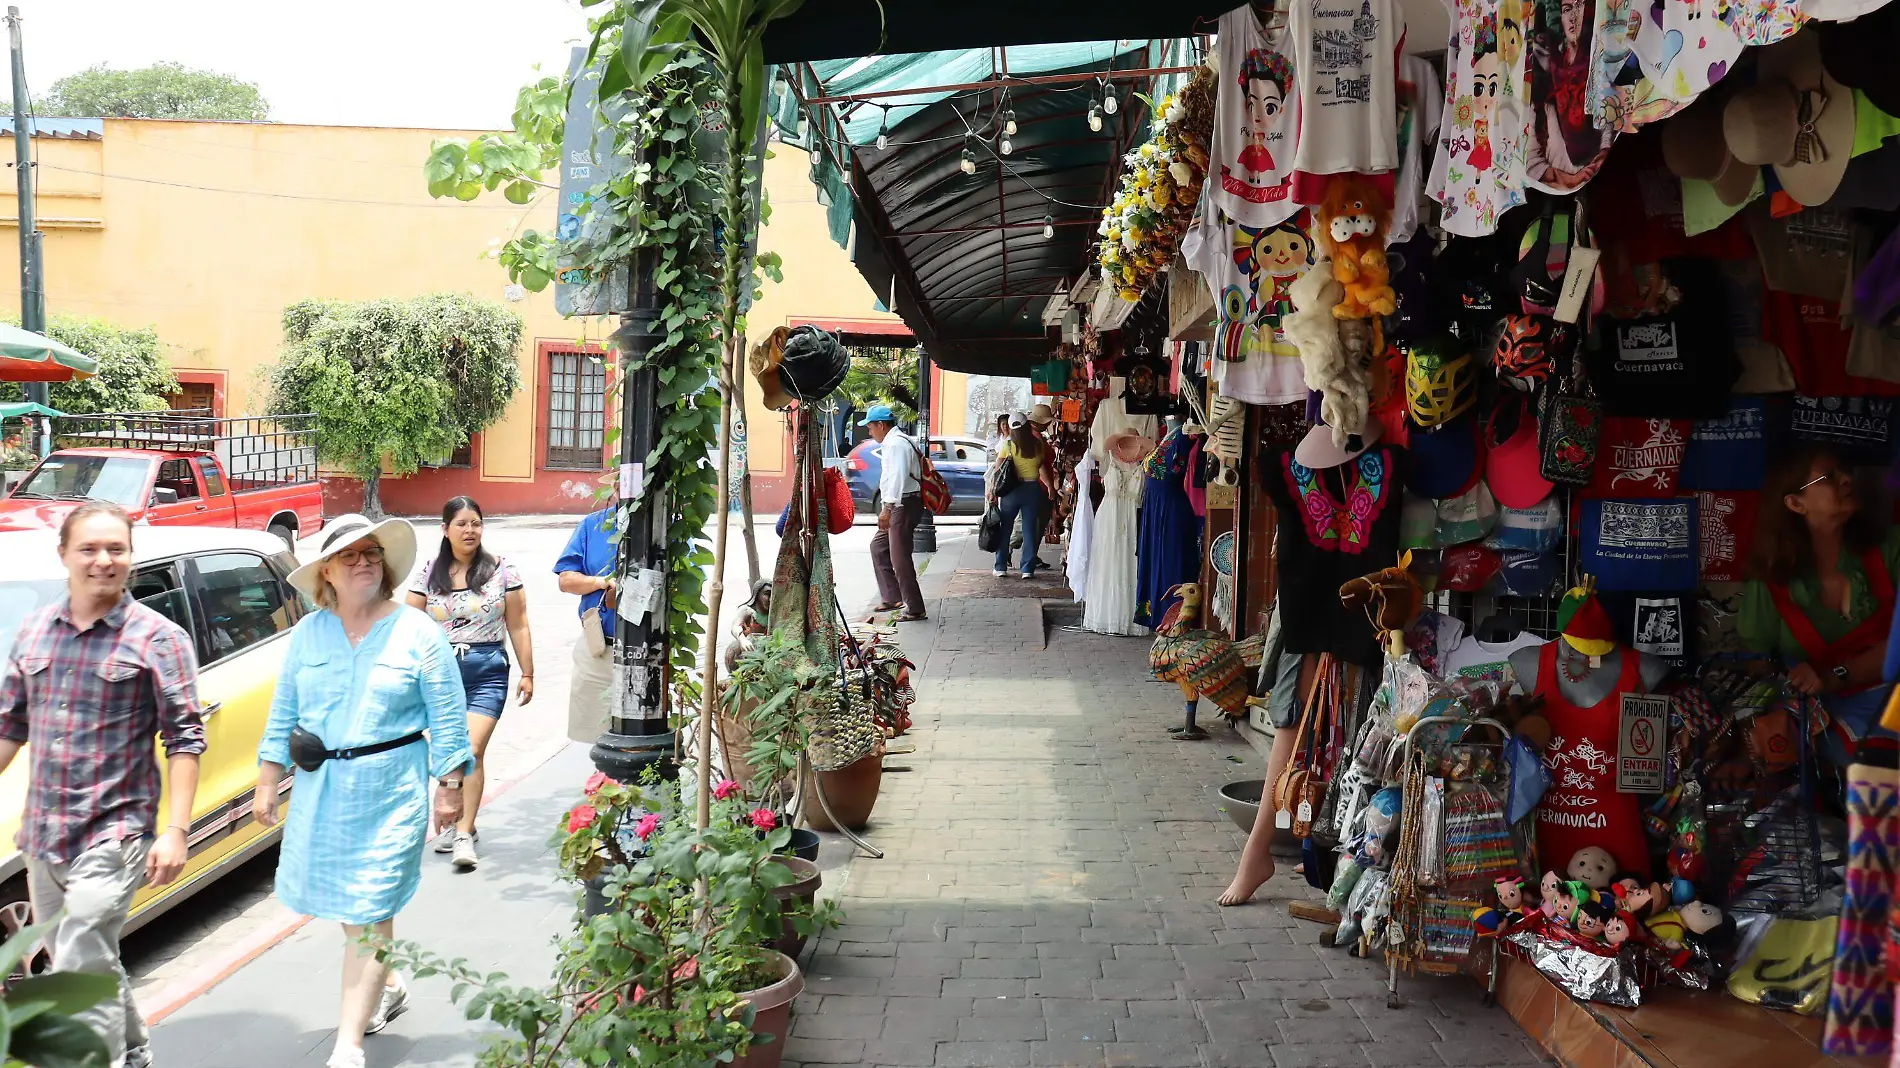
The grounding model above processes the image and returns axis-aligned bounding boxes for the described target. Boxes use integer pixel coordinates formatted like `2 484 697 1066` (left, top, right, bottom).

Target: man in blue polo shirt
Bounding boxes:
554 503 620 743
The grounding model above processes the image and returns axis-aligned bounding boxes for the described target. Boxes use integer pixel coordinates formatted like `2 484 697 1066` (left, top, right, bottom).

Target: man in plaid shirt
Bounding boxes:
0 503 204 1068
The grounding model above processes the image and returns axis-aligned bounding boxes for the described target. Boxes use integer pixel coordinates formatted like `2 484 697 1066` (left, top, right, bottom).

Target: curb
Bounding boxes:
142 736 577 1025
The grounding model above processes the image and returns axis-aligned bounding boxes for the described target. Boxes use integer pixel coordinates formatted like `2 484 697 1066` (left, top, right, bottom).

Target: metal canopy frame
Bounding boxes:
790 41 1203 376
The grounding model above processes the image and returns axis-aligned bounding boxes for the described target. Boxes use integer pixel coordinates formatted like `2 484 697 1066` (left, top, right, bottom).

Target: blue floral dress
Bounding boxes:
260 607 473 924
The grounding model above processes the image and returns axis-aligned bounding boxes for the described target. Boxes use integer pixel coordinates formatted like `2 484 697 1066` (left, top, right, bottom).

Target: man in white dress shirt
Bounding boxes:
862 404 926 621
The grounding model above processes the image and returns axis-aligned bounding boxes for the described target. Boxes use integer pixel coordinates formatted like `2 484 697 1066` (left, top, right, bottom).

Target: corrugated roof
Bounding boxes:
0 117 103 140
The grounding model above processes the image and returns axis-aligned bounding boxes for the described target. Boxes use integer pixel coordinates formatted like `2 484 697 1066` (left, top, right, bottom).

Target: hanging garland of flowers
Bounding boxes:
1097 63 1216 302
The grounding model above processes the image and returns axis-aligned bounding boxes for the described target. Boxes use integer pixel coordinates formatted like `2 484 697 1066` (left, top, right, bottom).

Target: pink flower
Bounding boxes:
749 808 778 831
631 984 647 1005
583 771 615 796
566 805 598 834
634 813 662 841
672 956 699 982
713 778 741 801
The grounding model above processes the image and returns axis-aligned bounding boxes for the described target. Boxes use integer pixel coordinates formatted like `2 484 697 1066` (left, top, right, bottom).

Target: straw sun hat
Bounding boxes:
287 513 418 602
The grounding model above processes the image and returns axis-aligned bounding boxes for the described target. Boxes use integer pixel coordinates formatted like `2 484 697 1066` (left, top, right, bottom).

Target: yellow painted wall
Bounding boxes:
3 122 957 492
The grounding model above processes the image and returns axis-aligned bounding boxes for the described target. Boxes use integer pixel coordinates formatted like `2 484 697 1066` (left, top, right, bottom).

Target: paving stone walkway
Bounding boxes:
789 590 1550 1068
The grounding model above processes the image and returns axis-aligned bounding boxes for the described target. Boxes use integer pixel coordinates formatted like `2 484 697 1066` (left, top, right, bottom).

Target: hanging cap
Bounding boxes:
1559 581 1618 656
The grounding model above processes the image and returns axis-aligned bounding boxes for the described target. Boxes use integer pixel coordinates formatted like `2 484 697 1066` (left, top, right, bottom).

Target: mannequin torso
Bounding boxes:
1510 642 1669 707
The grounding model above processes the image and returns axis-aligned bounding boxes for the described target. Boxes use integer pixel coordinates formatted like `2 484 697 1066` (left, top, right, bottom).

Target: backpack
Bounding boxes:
911 437 952 516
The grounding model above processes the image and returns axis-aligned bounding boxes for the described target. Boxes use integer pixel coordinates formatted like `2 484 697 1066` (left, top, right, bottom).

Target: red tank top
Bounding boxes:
1534 641 1650 878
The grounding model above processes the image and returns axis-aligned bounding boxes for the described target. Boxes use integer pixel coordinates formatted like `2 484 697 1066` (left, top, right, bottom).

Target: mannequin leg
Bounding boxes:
1219 654 1314 905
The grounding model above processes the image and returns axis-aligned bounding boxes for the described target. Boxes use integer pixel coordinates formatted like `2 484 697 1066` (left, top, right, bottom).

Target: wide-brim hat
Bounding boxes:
1107 429 1158 465
1665 87 1762 206
1744 31 1856 207
1818 4 1900 118
1028 403 1056 426
288 513 418 601
1293 419 1383 470
779 325 850 405
747 326 794 411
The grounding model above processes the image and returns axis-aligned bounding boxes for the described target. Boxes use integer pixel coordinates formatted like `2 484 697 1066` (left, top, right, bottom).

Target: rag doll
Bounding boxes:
1604 911 1635 948
1472 874 1533 936
1316 176 1397 320
1646 900 1724 951
1539 870 1563 918
1285 262 1372 444
1573 898 1615 942
1610 874 1668 921
1567 847 1617 891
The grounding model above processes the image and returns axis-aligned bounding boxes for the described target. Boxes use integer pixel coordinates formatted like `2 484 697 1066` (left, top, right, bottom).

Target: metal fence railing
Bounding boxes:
52 411 320 489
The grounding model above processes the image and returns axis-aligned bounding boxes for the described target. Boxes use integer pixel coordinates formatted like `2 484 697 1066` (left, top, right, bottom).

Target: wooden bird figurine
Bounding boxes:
1150 582 1266 740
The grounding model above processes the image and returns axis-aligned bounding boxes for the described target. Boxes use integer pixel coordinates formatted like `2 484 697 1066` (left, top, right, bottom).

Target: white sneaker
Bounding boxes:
432 829 455 853
125 1046 155 1068
992 568 1007 577
1018 571 1033 580
326 1048 366 1068
451 831 479 871
365 974 409 1034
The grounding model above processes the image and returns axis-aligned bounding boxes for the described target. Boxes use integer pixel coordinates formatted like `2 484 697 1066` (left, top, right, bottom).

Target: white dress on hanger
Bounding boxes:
1082 386 1157 636
1067 451 1098 604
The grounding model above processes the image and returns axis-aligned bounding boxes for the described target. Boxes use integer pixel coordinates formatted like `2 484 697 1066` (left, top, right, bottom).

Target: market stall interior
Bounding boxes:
783 1 1900 1065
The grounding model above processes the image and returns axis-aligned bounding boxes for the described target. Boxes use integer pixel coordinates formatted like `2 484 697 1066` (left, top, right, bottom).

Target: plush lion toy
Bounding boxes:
1317 176 1397 320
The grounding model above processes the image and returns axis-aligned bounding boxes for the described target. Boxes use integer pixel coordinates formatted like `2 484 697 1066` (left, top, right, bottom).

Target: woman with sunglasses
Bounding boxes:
405 496 534 871
1741 445 1900 762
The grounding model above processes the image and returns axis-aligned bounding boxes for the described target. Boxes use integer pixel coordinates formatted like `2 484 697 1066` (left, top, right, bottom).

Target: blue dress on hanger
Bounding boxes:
1134 428 1204 628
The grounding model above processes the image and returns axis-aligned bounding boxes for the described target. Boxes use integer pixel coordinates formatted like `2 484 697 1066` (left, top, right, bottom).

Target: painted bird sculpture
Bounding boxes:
1150 582 1266 740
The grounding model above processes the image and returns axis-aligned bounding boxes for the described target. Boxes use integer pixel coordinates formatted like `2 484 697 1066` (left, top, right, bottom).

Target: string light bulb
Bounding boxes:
1003 108 1018 137
960 137 977 175
1088 102 1103 132
1042 214 1055 239
876 107 889 151
1000 135 1013 155
1102 82 1118 115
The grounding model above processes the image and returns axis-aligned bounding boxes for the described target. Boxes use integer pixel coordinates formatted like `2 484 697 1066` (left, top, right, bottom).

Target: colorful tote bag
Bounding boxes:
1825 761 1897 1055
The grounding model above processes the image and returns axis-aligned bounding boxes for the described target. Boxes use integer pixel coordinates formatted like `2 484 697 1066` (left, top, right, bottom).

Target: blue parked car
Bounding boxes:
844 435 992 516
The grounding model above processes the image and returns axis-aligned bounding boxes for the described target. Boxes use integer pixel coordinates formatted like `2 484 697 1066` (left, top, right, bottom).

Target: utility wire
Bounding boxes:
36 162 538 209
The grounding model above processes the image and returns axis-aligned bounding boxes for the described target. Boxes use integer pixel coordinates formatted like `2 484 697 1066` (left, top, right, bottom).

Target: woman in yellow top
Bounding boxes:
988 412 1052 579
1738 445 1900 764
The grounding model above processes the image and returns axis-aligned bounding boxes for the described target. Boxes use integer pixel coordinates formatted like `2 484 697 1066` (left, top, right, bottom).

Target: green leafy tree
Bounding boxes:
30 62 269 120
0 314 178 414
264 295 523 518
838 346 919 427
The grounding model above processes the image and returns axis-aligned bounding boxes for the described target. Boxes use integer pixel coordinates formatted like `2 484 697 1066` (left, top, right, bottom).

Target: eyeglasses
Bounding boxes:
334 547 385 566
1795 469 1850 492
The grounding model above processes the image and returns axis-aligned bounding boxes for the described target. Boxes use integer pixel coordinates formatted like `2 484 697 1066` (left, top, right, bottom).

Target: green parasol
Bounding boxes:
0 325 96 382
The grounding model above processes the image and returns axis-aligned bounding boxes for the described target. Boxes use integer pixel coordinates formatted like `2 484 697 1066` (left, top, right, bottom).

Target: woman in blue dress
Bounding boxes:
252 514 473 1068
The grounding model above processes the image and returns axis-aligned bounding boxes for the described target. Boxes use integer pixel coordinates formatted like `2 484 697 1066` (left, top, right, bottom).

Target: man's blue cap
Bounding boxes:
858 404 896 426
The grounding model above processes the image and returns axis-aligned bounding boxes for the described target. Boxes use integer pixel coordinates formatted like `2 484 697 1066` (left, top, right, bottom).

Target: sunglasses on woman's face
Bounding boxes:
1795 469 1850 492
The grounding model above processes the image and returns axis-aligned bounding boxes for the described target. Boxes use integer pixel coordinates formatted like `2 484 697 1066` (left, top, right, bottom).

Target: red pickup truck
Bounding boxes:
0 412 324 547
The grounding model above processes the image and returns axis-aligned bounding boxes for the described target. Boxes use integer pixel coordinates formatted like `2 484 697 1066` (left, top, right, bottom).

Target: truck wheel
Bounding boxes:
269 522 297 551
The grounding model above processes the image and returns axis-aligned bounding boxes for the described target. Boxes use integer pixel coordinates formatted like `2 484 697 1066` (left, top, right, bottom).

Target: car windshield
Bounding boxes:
12 456 150 506
0 579 67 662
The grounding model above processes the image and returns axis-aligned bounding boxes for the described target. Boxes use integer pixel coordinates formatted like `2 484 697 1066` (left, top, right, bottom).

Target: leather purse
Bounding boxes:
1539 331 1601 486
1273 656 1336 839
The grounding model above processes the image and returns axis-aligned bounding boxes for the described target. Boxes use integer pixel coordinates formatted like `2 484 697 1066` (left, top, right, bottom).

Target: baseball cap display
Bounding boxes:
1436 481 1501 546
1407 414 1483 500
1400 494 1439 550
1486 396 1555 508
1491 550 1560 598
1486 495 1564 553
1440 543 1503 592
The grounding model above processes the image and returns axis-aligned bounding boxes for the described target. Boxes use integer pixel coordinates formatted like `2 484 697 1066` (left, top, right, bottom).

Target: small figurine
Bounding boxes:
1554 880 1590 926
1609 873 1668 920
1646 900 1724 951
1540 870 1563 918
1604 911 1635 948
1566 847 1617 890
1573 899 1614 941
1667 817 1708 906
1472 874 1531 937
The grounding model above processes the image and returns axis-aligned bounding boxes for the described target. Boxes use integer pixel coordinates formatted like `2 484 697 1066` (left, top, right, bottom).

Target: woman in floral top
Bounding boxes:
405 496 534 869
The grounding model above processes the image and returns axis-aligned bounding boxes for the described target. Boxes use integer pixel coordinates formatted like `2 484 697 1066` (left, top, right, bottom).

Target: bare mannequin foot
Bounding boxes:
1218 853 1275 906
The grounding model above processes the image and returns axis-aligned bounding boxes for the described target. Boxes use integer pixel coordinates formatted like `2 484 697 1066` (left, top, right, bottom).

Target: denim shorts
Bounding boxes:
456 641 510 717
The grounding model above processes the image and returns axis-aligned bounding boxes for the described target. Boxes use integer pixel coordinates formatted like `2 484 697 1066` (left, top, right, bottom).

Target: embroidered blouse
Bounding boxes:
1262 446 1406 668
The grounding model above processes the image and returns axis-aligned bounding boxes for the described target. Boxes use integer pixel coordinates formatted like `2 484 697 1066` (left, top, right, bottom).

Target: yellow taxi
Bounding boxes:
0 526 307 963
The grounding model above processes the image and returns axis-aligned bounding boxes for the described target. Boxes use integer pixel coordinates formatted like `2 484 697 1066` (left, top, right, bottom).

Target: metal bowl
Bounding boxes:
1215 779 1265 833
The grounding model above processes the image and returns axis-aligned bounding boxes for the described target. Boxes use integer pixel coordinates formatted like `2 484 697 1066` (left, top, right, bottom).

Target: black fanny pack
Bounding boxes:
287 725 425 773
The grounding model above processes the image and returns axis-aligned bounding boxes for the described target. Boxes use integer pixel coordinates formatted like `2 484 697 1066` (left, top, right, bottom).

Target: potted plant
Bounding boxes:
381 770 835 1068
724 631 829 859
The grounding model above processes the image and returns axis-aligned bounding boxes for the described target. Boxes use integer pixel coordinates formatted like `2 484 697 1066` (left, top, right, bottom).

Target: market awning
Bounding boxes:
0 325 96 383
0 402 62 420
789 41 1197 375
763 1 1242 63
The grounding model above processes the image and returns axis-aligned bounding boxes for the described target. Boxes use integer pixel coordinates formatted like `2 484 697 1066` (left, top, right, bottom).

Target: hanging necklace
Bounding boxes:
1558 644 1598 683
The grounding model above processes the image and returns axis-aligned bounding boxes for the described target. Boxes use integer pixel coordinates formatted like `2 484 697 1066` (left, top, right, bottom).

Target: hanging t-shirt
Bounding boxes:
1525 0 1615 193
1679 397 1769 491
1262 446 1406 668
1762 291 1900 397
1441 631 1548 692
1599 591 1694 670
1289 0 1403 180
1787 395 1896 465
1428 0 1532 237
1208 6 1304 227
1183 206 1316 404
1406 608 1468 676
1389 54 1444 246
1587 259 1740 417
1585 417 1690 498
1696 490 1759 583
1715 260 1797 393
1582 497 1700 591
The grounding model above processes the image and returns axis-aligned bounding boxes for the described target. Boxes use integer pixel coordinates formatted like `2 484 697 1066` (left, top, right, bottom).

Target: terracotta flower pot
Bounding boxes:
767 855 821 960
803 751 881 832
731 950 804 1068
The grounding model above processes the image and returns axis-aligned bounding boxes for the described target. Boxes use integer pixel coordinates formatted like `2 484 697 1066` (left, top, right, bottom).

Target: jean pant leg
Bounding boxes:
994 490 1023 572
1018 490 1043 574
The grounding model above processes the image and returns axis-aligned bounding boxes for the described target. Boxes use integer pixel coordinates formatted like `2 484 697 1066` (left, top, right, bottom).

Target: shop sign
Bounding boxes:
1616 694 1669 794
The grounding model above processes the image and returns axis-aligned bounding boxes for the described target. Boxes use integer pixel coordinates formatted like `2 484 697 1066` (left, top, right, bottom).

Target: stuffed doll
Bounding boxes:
1573 898 1615 942
1315 176 1397 320
1604 911 1635 948
1554 880 1591 926
1610 874 1668 921
1285 261 1371 444
1567 847 1617 891
1667 818 1708 905
1646 900 1724 951
1471 874 1531 936
1539 870 1563 918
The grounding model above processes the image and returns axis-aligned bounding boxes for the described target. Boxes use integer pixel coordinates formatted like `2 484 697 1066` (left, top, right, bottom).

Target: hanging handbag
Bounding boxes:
1273 656 1335 839
977 504 1004 553
1539 328 1602 485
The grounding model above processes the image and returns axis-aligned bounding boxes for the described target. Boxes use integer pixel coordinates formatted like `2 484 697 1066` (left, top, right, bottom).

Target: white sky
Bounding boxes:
15 0 594 130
